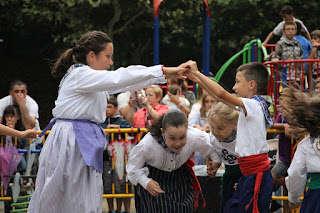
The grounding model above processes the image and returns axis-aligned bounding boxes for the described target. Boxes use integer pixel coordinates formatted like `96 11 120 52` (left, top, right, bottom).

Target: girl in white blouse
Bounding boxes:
28 31 187 213
280 87 320 212
127 110 216 213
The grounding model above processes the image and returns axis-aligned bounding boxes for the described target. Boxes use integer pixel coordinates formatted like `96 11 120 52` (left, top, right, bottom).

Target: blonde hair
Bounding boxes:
207 102 239 129
147 85 163 99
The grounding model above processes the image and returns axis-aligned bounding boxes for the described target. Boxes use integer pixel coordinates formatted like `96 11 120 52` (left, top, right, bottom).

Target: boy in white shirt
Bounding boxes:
184 61 273 213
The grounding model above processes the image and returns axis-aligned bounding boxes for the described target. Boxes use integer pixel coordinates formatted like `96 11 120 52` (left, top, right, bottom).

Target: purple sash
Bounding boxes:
39 118 106 173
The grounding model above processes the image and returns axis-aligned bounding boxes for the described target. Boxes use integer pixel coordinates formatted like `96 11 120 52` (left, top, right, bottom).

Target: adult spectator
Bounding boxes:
0 80 40 131
167 78 196 107
127 85 169 129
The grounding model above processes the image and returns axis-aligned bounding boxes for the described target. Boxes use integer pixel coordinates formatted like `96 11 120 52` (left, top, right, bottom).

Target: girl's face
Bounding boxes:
162 125 188 153
146 88 160 106
5 113 20 128
204 95 217 110
88 43 114 70
210 116 236 141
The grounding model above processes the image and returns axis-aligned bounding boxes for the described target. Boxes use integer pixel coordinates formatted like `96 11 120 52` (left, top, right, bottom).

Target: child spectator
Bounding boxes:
185 61 273 213
261 6 311 46
308 30 320 90
294 22 312 60
162 85 190 115
206 102 242 213
127 110 216 212
99 95 131 213
1 105 27 172
272 21 303 83
314 77 320 97
28 30 187 212
188 92 217 132
279 87 320 212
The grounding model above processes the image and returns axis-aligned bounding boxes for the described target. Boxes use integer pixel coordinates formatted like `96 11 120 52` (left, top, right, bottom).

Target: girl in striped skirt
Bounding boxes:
127 110 216 213
280 87 320 212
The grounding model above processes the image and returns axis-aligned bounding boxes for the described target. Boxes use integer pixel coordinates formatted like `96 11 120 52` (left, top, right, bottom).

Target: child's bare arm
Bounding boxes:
184 61 246 113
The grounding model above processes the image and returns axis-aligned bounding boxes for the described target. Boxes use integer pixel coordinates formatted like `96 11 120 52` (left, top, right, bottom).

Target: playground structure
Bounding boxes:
1 2 319 212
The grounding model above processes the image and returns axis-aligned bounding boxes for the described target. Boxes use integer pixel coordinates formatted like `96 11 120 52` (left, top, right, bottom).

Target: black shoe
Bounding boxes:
269 200 283 212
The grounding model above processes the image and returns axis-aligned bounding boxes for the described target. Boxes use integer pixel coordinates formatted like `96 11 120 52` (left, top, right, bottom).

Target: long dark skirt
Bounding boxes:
135 164 193 213
300 188 320 213
224 170 273 213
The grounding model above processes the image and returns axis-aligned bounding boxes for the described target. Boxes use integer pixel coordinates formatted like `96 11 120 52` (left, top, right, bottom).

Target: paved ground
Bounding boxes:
0 199 137 213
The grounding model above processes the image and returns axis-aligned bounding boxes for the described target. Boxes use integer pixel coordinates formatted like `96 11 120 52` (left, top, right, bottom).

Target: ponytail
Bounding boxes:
51 31 112 78
51 49 75 78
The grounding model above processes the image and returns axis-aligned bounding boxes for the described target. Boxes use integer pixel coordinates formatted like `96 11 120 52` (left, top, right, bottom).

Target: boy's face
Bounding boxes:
106 103 118 117
312 36 320 44
283 25 297 40
232 71 251 98
281 13 293 21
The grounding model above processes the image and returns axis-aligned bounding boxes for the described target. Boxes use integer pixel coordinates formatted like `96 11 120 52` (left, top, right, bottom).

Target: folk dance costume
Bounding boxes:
127 127 214 213
286 135 320 213
224 97 273 213
209 130 242 212
28 64 167 213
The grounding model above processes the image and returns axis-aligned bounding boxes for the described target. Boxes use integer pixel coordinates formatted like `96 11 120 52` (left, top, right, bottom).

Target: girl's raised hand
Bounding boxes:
162 66 187 80
20 129 37 139
146 180 165 197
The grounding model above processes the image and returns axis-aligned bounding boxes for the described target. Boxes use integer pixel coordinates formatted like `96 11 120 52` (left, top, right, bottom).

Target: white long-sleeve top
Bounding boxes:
285 135 320 203
52 65 166 123
209 133 238 166
126 127 214 189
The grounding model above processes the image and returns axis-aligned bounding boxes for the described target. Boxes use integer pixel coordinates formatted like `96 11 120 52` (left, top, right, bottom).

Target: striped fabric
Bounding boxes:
135 164 193 213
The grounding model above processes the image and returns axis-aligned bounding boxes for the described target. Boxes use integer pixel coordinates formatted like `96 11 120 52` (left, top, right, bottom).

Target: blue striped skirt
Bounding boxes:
135 164 193 213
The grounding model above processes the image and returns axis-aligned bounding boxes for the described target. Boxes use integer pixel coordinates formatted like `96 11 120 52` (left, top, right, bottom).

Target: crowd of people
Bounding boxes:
1 4 320 213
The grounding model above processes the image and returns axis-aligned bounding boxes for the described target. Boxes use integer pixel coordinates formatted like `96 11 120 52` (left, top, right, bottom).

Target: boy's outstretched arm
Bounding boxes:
183 61 246 114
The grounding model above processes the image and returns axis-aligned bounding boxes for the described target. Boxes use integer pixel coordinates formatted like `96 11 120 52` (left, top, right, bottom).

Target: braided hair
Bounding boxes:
51 31 112 78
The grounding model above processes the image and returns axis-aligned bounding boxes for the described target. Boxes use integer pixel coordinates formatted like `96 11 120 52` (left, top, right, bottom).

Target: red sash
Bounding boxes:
237 153 270 213
184 158 206 211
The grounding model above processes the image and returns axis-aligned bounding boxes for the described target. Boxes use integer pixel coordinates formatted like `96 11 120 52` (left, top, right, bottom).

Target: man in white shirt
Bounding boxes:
0 80 40 130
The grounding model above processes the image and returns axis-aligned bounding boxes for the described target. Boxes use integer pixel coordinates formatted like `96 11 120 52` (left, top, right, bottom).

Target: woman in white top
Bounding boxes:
127 110 215 213
280 87 320 212
28 31 187 213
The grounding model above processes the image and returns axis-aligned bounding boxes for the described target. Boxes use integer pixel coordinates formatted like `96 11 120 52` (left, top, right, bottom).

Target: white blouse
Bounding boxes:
127 127 214 189
52 65 166 123
209 133 238 166
285 135 320 203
